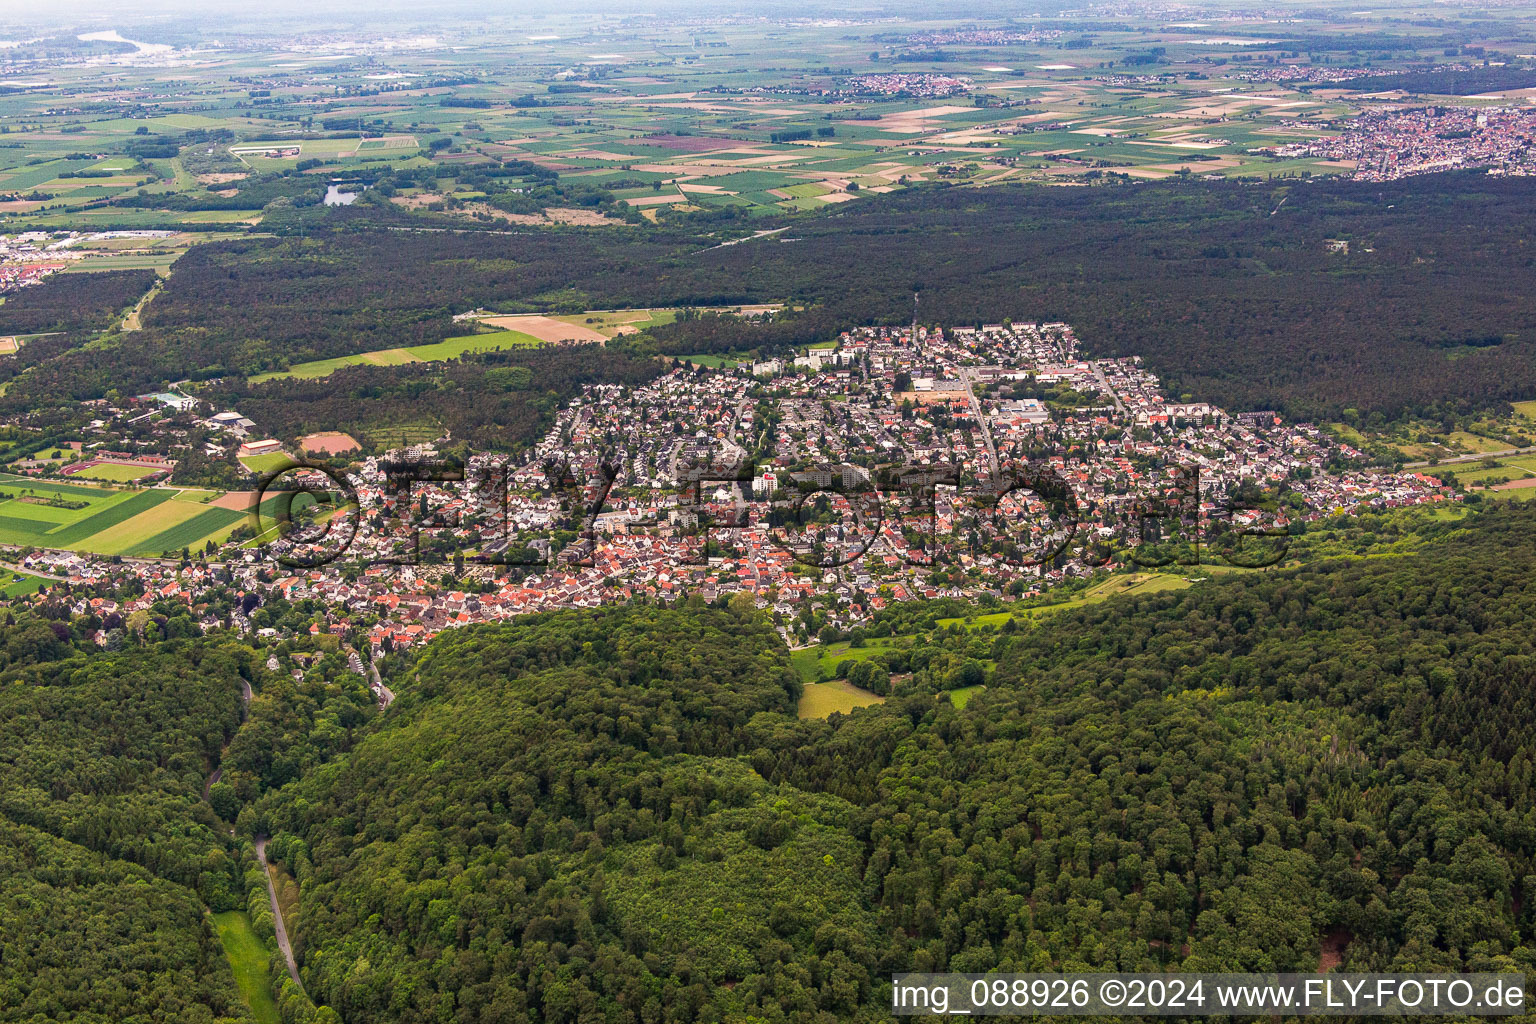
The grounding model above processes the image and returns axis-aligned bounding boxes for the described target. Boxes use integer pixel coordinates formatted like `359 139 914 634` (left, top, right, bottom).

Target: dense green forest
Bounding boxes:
138 230 686 368
5 174 1536 421
0 603 381 1023
1331 67 1536 94
243 505 1536 1023
6 507 1536 1021
0 628 255 1022
213 345 662 452
638 173 1536 419
0 816 245 1023
0 268 154 335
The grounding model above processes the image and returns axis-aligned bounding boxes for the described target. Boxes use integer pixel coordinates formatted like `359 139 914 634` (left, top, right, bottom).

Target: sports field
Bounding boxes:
300 431 361 456
65 461 166 483
680 351 751 368
239 452 294 475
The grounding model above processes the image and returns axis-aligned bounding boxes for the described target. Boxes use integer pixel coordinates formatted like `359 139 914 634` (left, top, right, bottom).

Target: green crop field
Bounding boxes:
1456 463 1530 486
779 182 831 199
47 489 179 550
0 476 179 550
250 330 542 383
128 506 246 556
85 498 210 556
248 355 373 384
212 912 280 1024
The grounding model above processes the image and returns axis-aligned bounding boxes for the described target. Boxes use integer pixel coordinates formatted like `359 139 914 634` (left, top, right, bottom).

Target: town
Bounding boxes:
1281 105 1536 180
3 319 1449 666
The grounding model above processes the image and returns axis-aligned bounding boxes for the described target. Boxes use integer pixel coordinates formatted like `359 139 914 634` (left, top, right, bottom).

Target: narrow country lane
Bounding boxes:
254 836 305 994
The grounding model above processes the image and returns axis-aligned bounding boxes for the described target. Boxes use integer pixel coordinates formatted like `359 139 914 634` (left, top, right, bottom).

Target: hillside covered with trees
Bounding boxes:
0 628 255 1022
246 504 1536 1023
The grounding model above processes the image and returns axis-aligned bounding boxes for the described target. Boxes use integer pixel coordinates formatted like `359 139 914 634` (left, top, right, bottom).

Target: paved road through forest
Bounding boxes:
254 836 305 994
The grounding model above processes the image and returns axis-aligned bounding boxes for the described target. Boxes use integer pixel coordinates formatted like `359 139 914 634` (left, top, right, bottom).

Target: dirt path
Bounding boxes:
254 836 305 994
121 276 164 331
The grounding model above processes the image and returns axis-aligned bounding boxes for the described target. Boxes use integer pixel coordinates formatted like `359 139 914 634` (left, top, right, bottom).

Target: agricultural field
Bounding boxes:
247 350 420 384
554 309 681 338
248 330 544 383
0 476 255 556
240 491 329 548
246 306 728 383
797 678 887 719
0 475 174 550
1442 454 1536 496
228 134 420 172
405 330 546 361
124 504 247 557
0 13 1485 242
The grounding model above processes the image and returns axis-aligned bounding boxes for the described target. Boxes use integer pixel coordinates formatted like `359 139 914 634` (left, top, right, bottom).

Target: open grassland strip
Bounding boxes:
212 911 281 1024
